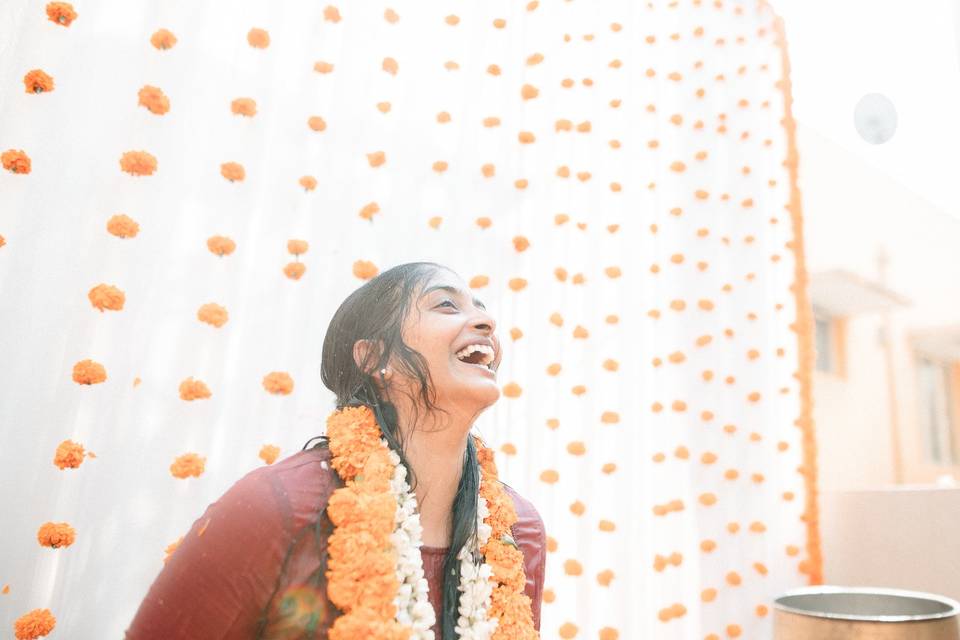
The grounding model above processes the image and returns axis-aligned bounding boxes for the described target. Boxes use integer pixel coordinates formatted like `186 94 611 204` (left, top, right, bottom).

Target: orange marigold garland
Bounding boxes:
324 405 538 639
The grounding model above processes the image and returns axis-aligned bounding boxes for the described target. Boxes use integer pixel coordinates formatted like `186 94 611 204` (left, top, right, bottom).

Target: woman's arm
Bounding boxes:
125 467 289 639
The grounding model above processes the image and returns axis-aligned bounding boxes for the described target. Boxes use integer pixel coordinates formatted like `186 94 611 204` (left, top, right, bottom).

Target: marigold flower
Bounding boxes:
106 214 139 238
53 439 88 469
231 97 257 116
508 278 527 291
485 540 526 591
207 235 236 256
46 2 76 26
72 359 106 385
0 235 6 248
23 70 54 94
263 371 294 395
137 85 170 115
88 284 125 312
284 262 306 280
14 608 56 639
247 28 270 48
150 28 177 50
308 116 327 132
170 453 206 478
382 57 399 75
197 303 228 327
119 151 157 176
358 202 380 221
469 275 489 289
502 382 522 398
314 61 334 74
366 151 385 167
2 150 31 174
179 377 211 401
163 536 183 563
287 239 308 256
352 260 378 280
299 175 317 191
220 162 245 182
259 444 280 465
37 522 75 548
324 5 342 22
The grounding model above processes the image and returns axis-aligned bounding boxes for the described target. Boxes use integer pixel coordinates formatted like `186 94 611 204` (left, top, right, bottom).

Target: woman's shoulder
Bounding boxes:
231 445 338 528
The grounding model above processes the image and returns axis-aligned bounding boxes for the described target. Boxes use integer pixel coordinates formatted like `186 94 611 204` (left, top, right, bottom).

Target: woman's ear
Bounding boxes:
352 339 384 375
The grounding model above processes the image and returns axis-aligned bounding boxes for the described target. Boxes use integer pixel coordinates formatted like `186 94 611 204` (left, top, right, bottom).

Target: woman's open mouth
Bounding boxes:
454 343 496 374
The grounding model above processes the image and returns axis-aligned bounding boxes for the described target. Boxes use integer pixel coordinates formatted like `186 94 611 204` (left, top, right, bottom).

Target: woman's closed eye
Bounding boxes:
437 299 457 309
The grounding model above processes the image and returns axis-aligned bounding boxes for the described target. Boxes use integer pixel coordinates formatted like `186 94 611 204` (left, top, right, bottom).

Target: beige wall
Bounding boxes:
797 121 960 598
798 121 960 490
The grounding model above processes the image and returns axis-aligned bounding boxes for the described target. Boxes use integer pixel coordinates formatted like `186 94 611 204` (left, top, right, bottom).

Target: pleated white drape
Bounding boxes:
0 0 819 637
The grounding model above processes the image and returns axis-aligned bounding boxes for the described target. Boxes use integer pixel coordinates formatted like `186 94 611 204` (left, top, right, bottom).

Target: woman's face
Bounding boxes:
395 269 502 417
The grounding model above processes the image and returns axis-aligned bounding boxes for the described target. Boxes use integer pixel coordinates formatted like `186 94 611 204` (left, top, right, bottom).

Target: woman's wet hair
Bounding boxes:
281 261 482 640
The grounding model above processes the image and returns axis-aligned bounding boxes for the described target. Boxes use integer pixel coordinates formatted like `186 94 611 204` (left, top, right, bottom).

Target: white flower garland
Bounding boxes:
384 442 498 640
454 496 498 640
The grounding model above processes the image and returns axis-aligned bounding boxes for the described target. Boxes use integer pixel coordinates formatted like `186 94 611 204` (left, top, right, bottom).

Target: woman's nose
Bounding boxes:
471 308 496 333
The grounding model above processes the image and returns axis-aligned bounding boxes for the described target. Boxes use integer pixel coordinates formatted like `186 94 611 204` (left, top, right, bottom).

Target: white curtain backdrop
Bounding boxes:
0 0 819 637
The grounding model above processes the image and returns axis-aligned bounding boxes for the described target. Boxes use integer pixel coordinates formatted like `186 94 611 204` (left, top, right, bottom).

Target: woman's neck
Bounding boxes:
399 410 472 549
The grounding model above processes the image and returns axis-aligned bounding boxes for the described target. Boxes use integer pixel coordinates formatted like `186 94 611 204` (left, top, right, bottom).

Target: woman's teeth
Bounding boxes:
454 344 495 368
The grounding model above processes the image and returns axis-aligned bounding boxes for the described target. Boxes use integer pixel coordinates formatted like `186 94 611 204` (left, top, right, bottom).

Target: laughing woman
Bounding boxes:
125 262 546 639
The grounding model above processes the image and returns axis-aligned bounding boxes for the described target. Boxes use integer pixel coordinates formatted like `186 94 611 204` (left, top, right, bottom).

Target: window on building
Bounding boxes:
916 355 958 465
814 311 833 373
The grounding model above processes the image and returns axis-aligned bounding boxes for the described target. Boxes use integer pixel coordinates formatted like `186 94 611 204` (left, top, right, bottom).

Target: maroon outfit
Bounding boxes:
126 445 546 639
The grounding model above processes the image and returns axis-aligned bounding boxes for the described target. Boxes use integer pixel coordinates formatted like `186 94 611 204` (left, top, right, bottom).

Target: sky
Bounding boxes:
770 0 960 221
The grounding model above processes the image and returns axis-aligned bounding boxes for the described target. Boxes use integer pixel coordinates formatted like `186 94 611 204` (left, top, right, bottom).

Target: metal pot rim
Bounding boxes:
774 586 960 622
